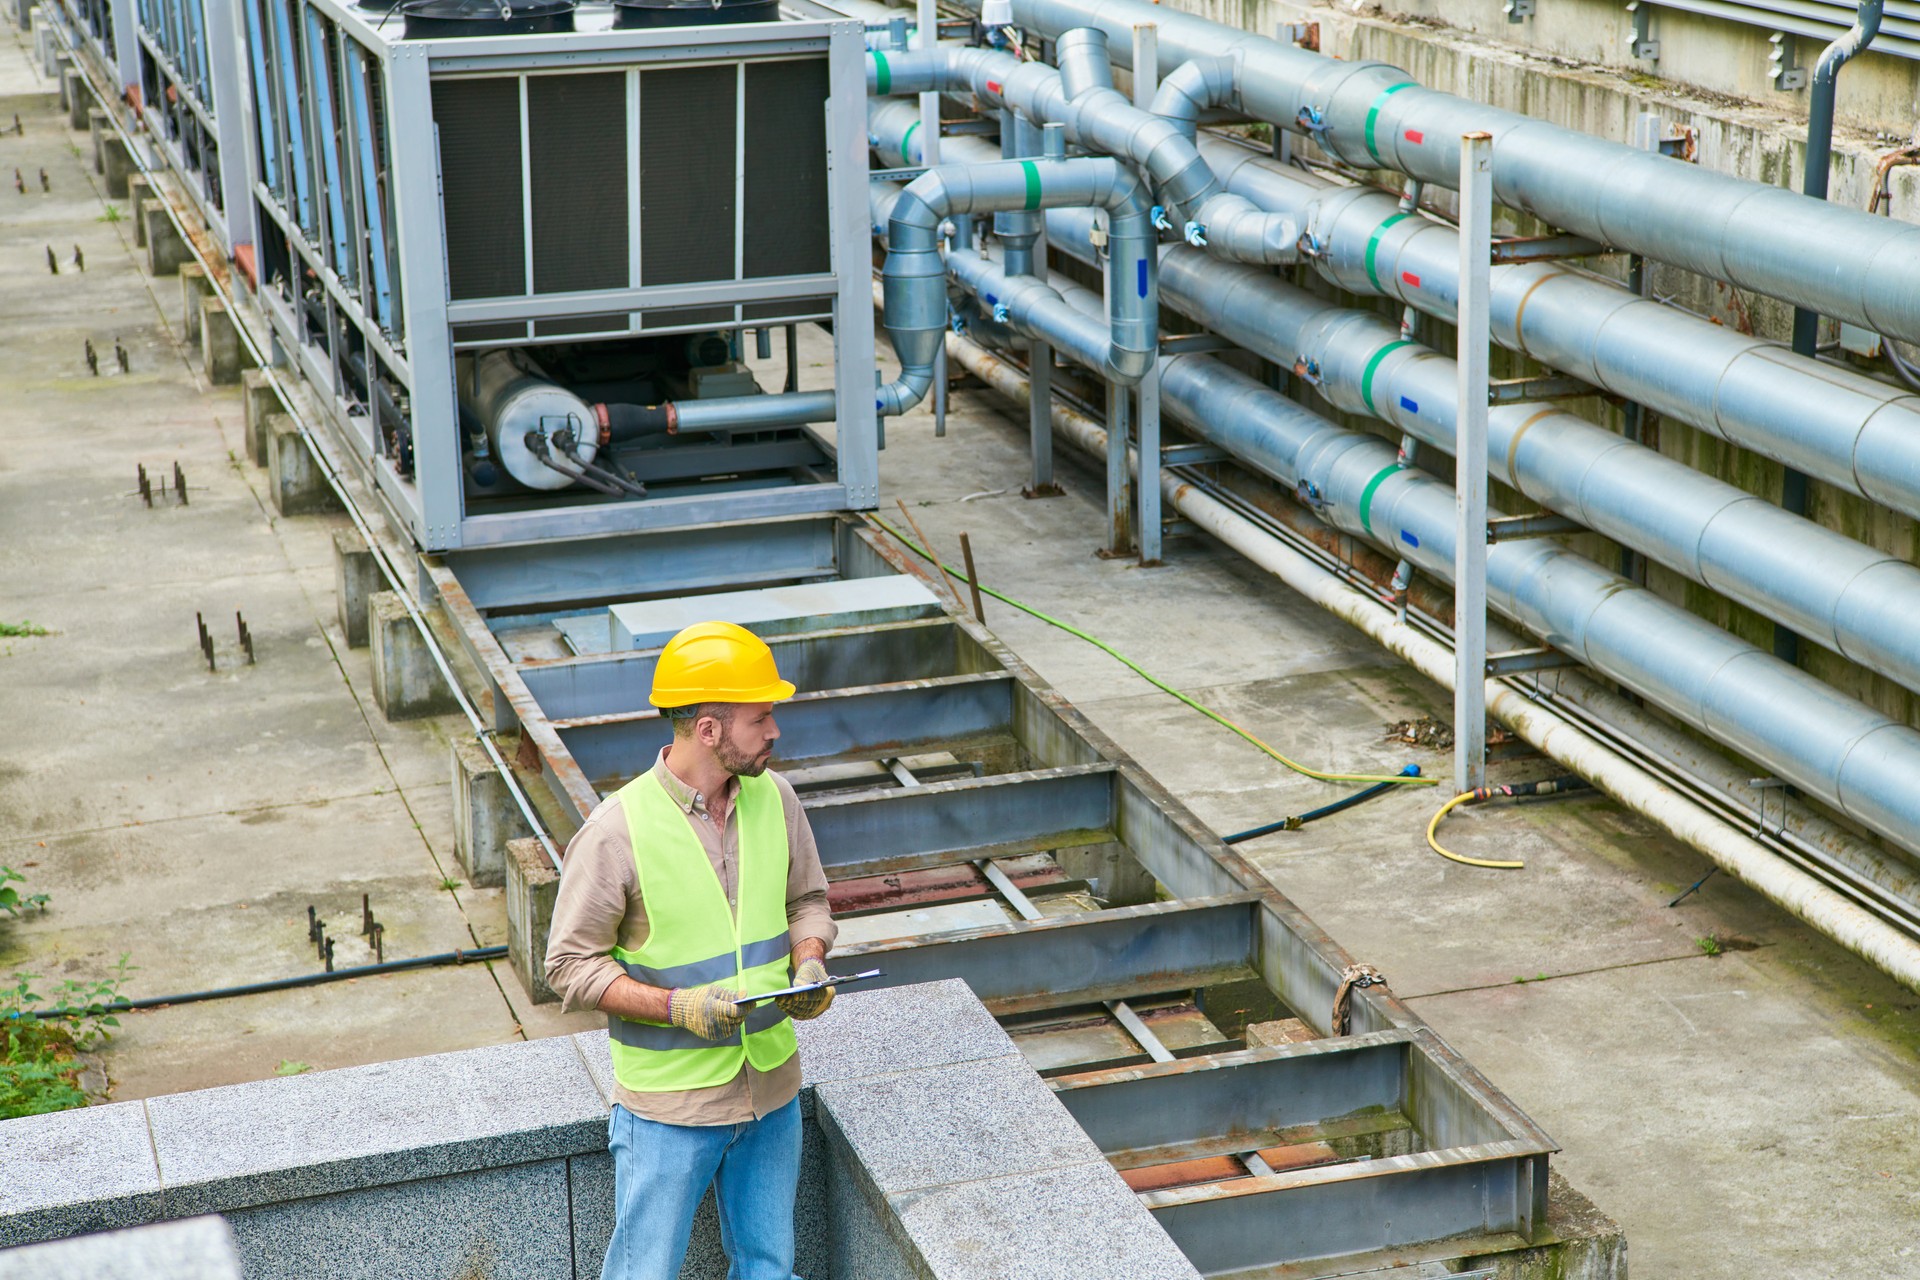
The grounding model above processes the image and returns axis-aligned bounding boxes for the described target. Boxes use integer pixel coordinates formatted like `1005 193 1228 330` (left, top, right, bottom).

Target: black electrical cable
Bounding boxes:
1222 765 1424 844
18 946 507 1020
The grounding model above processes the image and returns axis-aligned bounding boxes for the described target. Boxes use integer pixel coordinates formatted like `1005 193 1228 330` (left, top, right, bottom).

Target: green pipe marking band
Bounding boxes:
1362 82 1415 163
1356 464 1400 536
1363 212 1410 293
873 52 891 95
1359 339 1412 415
901 120 920 161
1021 160 1042 210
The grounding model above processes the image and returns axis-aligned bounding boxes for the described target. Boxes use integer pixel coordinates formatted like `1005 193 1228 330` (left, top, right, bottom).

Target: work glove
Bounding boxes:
668 983 747 1041
774 957 835 1021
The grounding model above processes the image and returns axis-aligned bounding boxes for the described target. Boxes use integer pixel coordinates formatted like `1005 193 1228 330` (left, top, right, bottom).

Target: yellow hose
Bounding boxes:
1426 791 1526 869
872 515 1440 789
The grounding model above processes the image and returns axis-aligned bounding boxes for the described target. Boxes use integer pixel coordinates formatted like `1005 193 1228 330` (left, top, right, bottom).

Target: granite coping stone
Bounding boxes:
0 1216 241 1279
146 1035 606 1216
814 1055 1104 1196
888 1161 1204 1280
573 979 1014 1110
0 1100 162 1247
795 978 1020 1085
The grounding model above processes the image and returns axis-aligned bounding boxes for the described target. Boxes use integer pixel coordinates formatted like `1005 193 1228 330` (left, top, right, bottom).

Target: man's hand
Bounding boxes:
775 956 835 1021
668 983 747 1041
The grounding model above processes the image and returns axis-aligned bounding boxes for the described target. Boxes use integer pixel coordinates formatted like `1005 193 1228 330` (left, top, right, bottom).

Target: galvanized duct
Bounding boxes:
982 0 1920 348
1032 201 1920 701
868 40 1302 263
1184 135 1920 528
878 155 1156 413
938 248 1920 865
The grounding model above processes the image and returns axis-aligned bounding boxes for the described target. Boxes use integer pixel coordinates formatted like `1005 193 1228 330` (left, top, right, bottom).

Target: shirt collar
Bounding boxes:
652 746 738 815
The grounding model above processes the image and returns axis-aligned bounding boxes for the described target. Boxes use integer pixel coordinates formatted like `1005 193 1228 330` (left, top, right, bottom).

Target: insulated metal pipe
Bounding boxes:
868 108 1920 527
1038 202 1920 699
973 0 1920 348
879 155 1156 415
935 319 1920 995
868 39 1301 263
1189 133 1920 528
945 250 1920 862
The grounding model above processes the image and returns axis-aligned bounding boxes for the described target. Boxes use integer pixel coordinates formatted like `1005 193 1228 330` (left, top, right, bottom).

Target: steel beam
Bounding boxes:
805 764 1118 875
555 672 1019 791
518 617 978 721
837 892 1266 1015
1453 131 1493 793
442 514 841 611
1146 1142 1546 1274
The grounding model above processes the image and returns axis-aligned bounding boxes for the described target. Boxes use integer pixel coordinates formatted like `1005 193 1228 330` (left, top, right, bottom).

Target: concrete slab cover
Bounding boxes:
0 1216 241 1280
610 576 941 650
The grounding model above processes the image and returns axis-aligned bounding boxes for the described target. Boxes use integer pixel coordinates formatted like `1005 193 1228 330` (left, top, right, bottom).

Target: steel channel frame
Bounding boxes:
419 509 1556 1270
1053 1029 1552 1265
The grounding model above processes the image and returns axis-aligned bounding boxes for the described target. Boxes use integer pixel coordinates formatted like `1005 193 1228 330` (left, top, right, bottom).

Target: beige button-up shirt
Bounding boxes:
545 746 836 1124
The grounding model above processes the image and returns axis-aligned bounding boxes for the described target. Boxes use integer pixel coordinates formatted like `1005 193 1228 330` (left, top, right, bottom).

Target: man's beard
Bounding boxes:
717 737 771 777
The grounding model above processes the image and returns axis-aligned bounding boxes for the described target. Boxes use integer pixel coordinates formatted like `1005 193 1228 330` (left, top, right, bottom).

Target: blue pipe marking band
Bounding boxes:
873 51 891 94
1363 212 1409 293
1359 339 1412 415
1356 463 1399 536
1362 82 1416 164
1398 395 1418 414
1021 160 1042 210
1137 258 1149 297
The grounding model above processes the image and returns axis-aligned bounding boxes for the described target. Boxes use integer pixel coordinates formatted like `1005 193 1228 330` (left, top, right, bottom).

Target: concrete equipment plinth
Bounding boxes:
265 415 334 517
369 592 457 722
65 70 87 129
200 297 244 385
180 262 212 344
51 50 69 100
505 837 559 1005
125 176 150 245
100 133 132 199
453 737 532 888
332 527 376 647
241 370 281 468
143 200 189 276
86 106 107 173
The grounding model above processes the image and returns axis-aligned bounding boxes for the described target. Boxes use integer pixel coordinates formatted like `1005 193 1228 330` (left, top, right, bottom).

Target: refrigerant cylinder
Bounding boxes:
462 351 599 492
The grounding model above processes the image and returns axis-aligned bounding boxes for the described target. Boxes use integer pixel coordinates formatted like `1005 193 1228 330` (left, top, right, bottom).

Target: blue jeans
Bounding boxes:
601 1097 802 1280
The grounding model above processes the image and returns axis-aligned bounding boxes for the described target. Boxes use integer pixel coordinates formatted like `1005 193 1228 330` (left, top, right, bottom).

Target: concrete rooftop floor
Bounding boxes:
0 32 597 1101
4 17 1919 1280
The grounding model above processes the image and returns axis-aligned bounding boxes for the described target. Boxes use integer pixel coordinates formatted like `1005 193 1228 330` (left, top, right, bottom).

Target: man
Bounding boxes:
546 620 836 1280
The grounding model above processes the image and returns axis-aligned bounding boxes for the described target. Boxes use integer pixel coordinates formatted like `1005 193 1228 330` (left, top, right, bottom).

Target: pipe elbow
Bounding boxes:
1105 346 1154 385
1197 198 1302 264
876 366 934 417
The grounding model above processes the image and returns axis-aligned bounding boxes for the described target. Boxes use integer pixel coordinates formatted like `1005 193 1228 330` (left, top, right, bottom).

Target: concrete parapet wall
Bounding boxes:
0 982 1196 1280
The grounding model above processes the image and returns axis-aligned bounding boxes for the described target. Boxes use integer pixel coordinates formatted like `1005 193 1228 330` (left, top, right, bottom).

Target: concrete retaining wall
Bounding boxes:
0 981 1196 1280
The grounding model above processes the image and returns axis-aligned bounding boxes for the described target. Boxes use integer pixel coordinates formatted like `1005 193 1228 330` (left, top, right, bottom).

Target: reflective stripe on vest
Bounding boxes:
606 769 798 1092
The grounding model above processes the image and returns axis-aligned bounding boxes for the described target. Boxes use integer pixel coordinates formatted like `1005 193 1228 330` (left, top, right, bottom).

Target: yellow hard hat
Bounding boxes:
649 621 797 708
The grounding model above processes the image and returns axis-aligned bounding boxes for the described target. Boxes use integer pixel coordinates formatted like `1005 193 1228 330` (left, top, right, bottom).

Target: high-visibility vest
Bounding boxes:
606 770 798 1092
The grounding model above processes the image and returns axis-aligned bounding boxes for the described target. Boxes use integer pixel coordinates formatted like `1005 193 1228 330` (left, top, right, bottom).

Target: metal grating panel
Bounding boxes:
743 295 834 321
452 321 529 343
535 314 629 337
743 58 832 278
640 65 738 287
432 77 525 302
528 73 629 296
641 305 737 330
